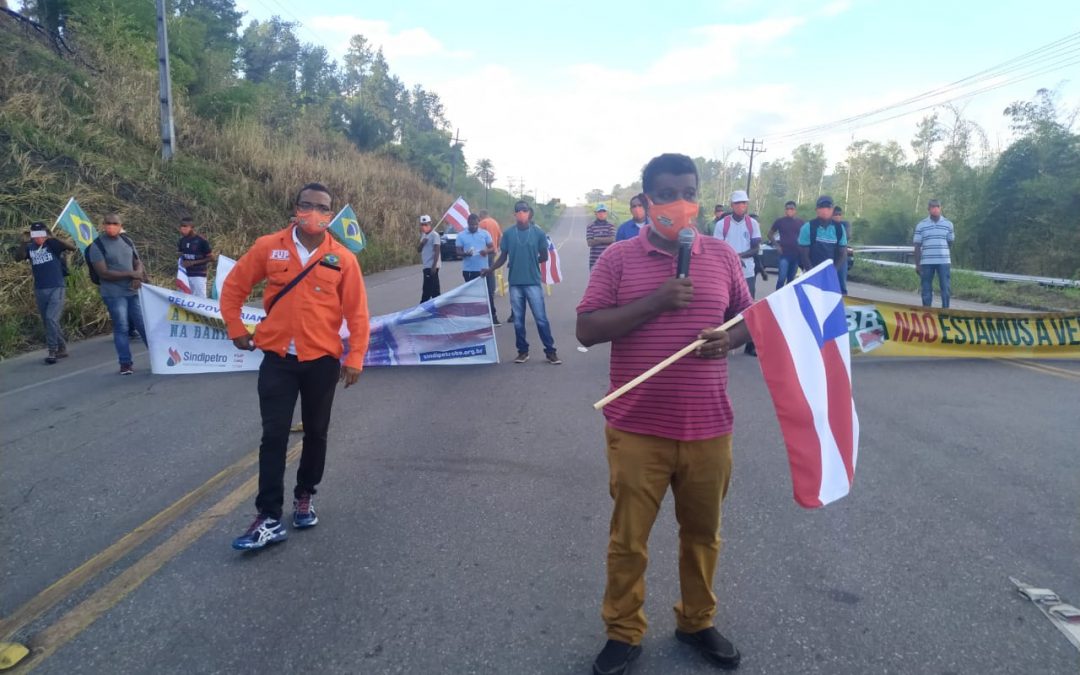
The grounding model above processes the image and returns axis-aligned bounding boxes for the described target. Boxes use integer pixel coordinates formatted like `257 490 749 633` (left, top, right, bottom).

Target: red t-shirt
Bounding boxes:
577 226 752 441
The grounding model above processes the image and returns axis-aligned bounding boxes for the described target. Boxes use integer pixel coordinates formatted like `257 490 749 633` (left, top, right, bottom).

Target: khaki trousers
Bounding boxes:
602 426 733 644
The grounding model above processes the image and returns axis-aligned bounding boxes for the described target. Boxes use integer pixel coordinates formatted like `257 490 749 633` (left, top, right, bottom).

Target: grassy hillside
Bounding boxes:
0 11 461 357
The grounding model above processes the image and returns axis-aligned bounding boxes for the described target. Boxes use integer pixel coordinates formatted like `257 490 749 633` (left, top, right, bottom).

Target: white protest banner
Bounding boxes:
139 276 498 375
140 284 265 374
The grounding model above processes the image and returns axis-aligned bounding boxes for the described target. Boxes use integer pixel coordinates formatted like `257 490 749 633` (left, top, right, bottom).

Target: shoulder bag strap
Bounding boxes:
265 257 322 317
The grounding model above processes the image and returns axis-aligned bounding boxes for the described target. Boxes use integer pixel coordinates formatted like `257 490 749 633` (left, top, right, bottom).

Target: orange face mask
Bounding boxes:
295 209 332 235
647 199 698 240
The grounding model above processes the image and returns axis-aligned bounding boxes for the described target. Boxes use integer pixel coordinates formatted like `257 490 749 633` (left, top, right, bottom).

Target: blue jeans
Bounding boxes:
776 254 799 289
509 284 555 355
35 287 67 351
102 294 147 365
837 260 849 295
920 263 951 308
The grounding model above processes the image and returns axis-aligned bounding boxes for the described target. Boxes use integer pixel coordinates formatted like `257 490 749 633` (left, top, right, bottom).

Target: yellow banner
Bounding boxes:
844 296 1080 358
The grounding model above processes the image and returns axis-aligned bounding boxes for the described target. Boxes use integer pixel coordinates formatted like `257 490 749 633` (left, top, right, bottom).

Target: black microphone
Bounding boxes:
676 229 694 278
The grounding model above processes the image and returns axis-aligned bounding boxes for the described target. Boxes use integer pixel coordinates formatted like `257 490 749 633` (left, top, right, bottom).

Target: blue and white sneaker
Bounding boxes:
231 514 287 550
292 492 319 529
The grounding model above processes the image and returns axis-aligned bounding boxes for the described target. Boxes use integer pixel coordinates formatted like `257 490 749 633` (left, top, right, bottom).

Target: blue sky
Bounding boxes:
56 0 1080 202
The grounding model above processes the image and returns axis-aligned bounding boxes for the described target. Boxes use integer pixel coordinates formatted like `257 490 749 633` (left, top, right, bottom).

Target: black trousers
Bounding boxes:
462 270 498 320
256 352 340 519
421 267 441 302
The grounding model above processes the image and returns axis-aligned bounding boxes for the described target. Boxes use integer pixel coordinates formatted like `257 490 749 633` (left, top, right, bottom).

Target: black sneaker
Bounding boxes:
675 627 741 669
493 318 503 327
743 343 757 357
44 351 57 365
545 350 562 365
119 363 134 375
593 639 641 675
514 352 529 364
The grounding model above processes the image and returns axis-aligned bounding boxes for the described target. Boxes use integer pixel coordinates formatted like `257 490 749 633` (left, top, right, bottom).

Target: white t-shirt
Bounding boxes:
714 215 761 278
287 227 318 356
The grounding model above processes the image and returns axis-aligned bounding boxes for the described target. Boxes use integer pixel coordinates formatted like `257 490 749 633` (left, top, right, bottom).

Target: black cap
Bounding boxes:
816 195 834 208
514 200 529 212
833 206 843 215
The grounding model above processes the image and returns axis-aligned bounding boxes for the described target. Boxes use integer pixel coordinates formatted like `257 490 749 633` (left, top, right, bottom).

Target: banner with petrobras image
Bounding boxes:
357 277 499 366
844 297 1080 358
139 276 498 374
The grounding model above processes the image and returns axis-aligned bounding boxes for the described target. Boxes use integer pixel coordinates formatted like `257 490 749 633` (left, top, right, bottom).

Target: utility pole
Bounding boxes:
154 0 176 160
447 128 466 196
739 138 765 197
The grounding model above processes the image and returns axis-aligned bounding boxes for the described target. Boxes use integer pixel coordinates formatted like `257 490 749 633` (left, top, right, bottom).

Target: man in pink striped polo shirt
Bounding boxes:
577 153 753 675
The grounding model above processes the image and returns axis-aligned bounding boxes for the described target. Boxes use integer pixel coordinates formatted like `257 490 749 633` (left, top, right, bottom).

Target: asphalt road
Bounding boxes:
2 207 1078 674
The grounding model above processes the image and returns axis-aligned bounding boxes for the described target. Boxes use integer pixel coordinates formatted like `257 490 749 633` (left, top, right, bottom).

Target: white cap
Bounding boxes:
730 190 749 203
419 215 432 224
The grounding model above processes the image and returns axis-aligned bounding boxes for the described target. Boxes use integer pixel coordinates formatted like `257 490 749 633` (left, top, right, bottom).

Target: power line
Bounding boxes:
768 31 1080 142
774 52 1080 146
739 139 765 197
765 30 1080 145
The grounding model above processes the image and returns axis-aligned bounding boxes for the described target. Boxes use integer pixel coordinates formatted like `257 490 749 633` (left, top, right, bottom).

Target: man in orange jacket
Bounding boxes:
221 182 371 551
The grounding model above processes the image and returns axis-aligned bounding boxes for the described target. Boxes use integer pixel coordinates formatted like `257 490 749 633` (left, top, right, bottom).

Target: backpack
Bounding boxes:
809 220 844 261
86 234 137 285
721 215 755 241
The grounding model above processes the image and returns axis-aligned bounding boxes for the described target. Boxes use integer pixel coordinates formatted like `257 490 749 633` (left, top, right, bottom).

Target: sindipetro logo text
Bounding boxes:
166 346 228 367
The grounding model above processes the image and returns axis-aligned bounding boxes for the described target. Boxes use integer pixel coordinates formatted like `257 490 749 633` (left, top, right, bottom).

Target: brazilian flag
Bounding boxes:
328 204 365 253
55 197 97 251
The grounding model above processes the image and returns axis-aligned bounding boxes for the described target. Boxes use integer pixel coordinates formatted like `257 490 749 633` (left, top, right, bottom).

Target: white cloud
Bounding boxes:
307 16 470 61
821 0 853 17
646 17 805 84
432 17 810 202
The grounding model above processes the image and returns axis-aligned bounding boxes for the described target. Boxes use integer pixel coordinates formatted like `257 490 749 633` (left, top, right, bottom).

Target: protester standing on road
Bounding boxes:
417 214 441 302
476 209 503 325
177 216 216 297
87 213 148 375
484 201 561 364
221 182 370 551
768 200 803 289
832 206 851 295
714 190 761 356
577 153 752 675
913 198 954 308
615 194 649 242
798 196 849 286
15 222 75 364
587 204 616 271
457 213 495 305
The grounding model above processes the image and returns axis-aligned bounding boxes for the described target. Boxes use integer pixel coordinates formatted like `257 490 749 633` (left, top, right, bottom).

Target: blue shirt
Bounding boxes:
456 229 493 273
25 239 67 289
616 218 647 242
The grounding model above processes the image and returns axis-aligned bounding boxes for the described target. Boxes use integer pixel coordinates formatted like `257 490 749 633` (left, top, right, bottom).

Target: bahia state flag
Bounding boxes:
54 197 97 250
743 261 860 508
442 197 470 232
540 235 562 285
328 204 366 253
175 258 192 294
